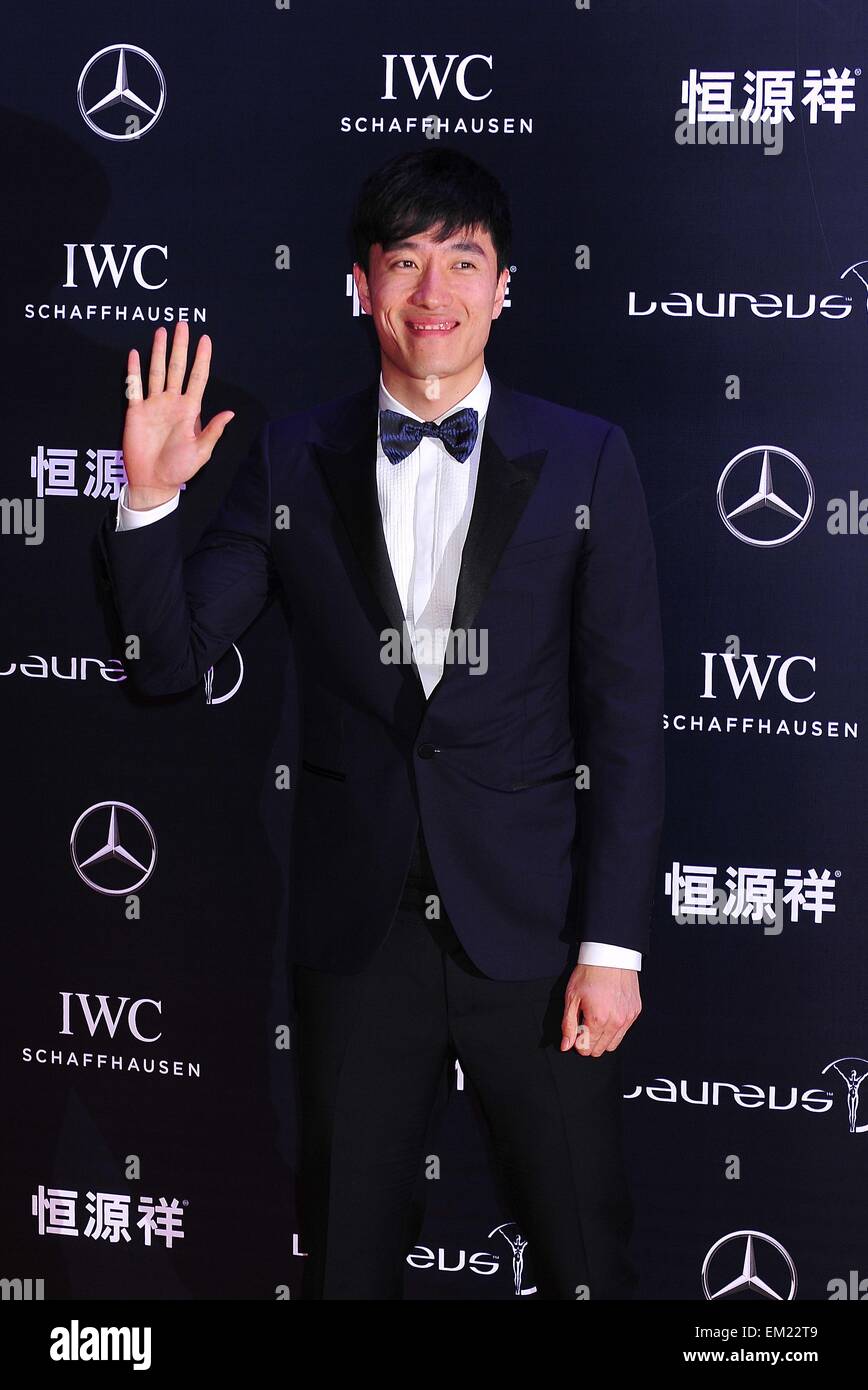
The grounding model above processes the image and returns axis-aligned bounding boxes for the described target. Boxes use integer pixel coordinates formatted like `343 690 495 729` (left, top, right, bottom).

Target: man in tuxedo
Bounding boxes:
97 147 664 1300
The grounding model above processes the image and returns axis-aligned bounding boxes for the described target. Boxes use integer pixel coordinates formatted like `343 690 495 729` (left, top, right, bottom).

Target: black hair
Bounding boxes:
351 146 512 277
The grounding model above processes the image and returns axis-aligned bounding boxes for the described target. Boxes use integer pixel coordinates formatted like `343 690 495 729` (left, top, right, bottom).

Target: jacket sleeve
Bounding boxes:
96 423 278 696
571 423 665 956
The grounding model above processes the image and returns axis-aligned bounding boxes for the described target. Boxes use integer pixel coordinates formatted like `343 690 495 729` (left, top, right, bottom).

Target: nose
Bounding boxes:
410 263 451 309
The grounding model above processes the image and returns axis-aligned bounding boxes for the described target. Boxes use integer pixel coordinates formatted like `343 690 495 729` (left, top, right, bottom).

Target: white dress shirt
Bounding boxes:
376 368 487 699
115 372 641 971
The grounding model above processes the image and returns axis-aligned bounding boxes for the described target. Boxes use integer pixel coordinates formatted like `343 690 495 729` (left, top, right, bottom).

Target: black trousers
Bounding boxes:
292 828 638 1300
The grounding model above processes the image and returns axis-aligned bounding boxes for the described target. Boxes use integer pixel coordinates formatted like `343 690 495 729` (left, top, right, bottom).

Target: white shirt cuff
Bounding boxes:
116 481 181 531
578 940 642 971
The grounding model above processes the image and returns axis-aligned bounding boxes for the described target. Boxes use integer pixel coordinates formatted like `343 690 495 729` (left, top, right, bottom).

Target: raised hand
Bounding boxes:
122 322 235 509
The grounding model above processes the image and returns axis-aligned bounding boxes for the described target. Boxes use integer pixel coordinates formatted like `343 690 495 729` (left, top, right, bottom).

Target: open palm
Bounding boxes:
123 322 234 497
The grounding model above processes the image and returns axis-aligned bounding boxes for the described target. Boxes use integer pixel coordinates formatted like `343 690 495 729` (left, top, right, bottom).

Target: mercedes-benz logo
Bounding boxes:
702 1230 797 1300
717 445 814 547
70 801 157 895
77 44 166 142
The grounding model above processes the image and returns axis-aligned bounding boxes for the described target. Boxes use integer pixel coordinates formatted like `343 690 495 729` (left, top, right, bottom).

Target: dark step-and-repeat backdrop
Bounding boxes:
2 0 866 1306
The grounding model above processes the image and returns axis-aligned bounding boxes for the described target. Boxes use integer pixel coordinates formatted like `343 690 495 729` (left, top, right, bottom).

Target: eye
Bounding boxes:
455 260 476 269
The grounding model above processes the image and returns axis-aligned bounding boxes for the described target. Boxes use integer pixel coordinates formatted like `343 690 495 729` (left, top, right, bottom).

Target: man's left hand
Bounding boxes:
560 964 641 1057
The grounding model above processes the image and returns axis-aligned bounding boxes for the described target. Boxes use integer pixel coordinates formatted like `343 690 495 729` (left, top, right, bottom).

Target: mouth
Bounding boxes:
405 319 459 336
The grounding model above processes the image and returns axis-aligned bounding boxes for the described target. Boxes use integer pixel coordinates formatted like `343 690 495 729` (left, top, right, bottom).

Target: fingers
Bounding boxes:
560 987 581 1052
140 323 211 405
126 348 143 403
185 334 213 413
605 998 641 1053
147 326 167 397
576 1003 639 1056
606 1000 639 1050
604 1023 631 1053
165 320 189 393
561 966 643 1058
562 985 637 1056
581 1016 620 1056
194 410 235 464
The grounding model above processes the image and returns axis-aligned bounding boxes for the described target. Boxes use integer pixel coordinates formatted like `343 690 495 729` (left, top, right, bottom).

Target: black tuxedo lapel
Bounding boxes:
311 371 547 703
312 379 422 694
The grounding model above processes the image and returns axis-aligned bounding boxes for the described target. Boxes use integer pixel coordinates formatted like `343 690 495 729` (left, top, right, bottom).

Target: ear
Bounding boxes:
353 262 373 316
491 265 510 320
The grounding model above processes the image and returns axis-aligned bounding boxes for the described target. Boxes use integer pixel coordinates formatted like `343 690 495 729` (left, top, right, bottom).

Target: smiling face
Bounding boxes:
353 221 509 416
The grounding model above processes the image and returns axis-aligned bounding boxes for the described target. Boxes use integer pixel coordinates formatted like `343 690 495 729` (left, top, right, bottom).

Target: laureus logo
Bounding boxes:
489 1222 536 1296
821 1057 868 1133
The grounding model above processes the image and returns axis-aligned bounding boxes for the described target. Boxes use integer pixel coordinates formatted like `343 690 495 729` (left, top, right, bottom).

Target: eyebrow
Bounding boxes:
384 239 488 258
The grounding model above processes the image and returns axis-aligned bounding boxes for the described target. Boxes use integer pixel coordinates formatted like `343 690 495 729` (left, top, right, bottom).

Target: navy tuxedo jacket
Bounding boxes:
97 372 665 980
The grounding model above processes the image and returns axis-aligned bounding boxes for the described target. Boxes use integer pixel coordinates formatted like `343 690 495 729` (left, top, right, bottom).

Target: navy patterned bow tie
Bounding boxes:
379 406 478 465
